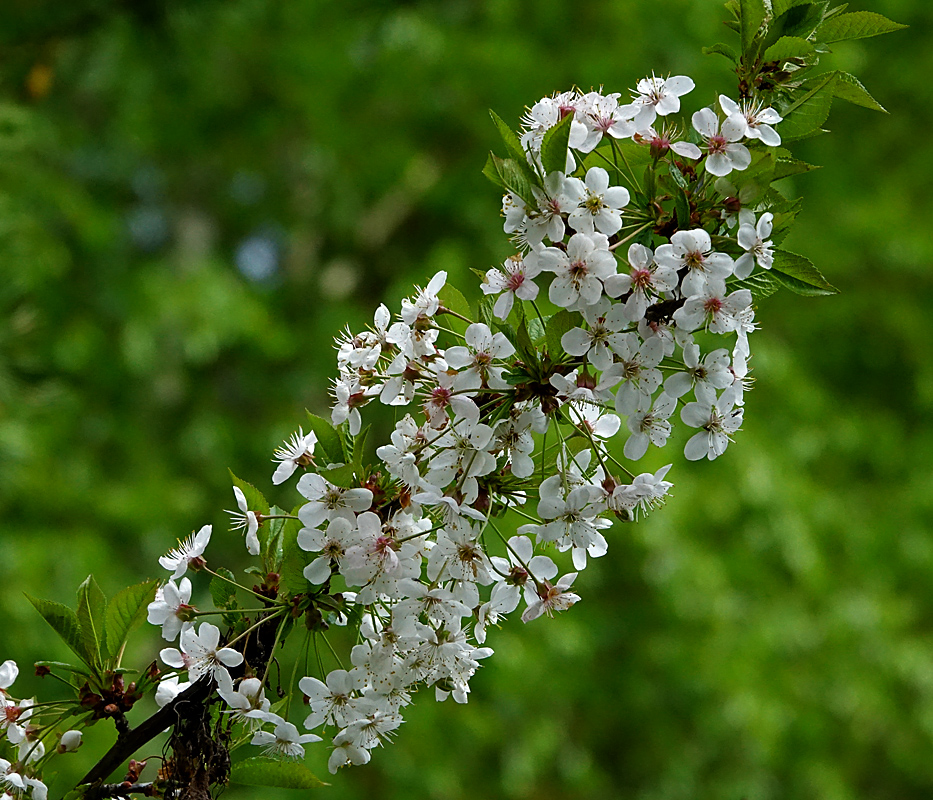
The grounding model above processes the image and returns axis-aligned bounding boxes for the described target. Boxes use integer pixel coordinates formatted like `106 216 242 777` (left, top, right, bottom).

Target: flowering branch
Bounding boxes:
0 3 905 797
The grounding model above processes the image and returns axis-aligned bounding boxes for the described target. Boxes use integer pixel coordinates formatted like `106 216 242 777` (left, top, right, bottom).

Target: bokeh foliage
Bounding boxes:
1 0 931 797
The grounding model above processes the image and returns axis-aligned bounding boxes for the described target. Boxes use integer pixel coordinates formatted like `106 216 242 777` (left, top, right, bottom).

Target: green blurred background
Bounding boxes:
1 0 931 797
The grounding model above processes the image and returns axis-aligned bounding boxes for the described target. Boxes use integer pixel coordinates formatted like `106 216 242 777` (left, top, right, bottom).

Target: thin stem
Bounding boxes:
261 614 290 688
203 567 274 603
225 611 284 650
608 222 652 251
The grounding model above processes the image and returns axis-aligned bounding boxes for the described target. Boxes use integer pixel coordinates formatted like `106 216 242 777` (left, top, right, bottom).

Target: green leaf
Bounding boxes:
833 72 887 112
731 271 780 300
779 72 838 141
763 35 816 61
280 506 312 597
228 470 270 517
702 43 739 63
674 188 691 229
545 310 576 361
816 11 906 43
104 581 158 662
772 156 819 181
740 0 766 54
319 463 359 490
770 2 827 41
76 575 107 669
482 153 536 207
210 569 238 610
437 283 473 332
230 757 326 789
351 424 371 469
26 595 89 666
770 249 838 295
305 412 345 466
539 112 574 176
489 110 538 184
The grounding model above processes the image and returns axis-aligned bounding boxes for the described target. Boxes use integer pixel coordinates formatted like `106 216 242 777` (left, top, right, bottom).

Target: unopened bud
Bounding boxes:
57 730 83 753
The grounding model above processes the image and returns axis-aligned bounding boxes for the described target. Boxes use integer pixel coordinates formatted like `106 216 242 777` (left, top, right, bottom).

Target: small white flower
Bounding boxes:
159 525 211 580
272 428 318 485
627 74 696 130
720 95 782 147
226 486 261 556
481 254 543 320
159 622 243 683
692 108 751 177
251 716 322 759
734 212 774 279
147 578 194 641
567 167 631 236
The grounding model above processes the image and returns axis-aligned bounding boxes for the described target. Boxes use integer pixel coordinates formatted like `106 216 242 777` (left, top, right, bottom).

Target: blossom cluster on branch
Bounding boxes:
0 2 904 797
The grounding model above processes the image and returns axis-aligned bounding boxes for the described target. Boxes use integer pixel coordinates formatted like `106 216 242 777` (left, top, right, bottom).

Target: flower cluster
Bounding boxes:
5 2 901 789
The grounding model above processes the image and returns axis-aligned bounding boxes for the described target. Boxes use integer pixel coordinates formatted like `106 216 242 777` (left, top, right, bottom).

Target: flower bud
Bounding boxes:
57 729 83 753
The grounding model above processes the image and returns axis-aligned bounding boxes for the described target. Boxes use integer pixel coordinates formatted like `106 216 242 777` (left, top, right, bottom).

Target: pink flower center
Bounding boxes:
631 268 653 289
569 259 589 280
506 271 526 292
707 134 728 154
704 296 724 315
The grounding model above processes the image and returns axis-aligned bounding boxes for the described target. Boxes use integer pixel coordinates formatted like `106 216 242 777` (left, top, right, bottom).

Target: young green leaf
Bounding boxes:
730 271 780 300
739 0 766 54
76 575 107 669
545 309 576 361
770 249 838 295
210 569 238 610
482 153 536 207
702 43 739 63
305 412 345 466
25 595 90 667
489 110 538 185
770 2 828 41
228 470 270 517
279 506 312 598
779 72 838 141
816 10 906 43
763 35 816 62
833 72 887 112
230 757 326 789
539 112 574 176
437 283 473 330
105 581 158 662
